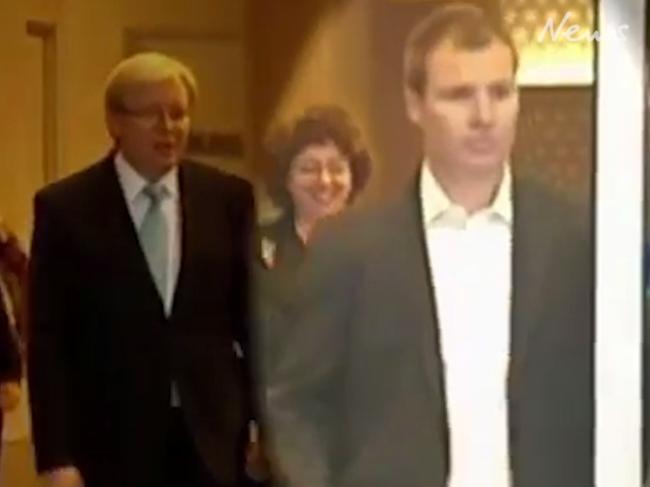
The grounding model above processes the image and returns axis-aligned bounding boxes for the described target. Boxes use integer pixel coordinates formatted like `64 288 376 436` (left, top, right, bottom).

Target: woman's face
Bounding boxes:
286 140 353 223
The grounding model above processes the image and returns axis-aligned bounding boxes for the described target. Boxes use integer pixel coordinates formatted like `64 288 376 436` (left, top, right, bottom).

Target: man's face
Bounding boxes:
107 77 191 180
405 38 519 176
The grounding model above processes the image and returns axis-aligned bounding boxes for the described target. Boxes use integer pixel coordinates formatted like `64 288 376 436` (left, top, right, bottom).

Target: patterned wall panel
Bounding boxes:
513 87 593 201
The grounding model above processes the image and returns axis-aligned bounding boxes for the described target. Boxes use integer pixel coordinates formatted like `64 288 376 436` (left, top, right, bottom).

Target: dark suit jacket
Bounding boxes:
0 292 21 384
265 172 594 487
253 213 307 378
28 155 256 487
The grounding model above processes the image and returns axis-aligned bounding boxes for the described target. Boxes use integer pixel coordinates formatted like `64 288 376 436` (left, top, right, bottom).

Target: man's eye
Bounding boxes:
168 110 188 121
441 87 473 100
491 84 514 99
127 106 157 117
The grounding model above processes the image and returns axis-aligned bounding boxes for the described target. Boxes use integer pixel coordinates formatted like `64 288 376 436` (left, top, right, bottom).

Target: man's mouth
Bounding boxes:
154 141 176 155
466 138 495 153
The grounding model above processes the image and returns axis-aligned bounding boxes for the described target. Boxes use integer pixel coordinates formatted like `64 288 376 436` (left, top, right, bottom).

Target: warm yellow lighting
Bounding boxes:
503 1 594 85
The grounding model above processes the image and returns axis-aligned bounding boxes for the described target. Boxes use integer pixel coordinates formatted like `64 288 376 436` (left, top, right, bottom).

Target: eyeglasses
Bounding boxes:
117 105 189 128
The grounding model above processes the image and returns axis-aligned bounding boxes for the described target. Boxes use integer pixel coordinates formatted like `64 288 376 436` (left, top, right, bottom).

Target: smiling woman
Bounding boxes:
261 105 372 246
253 105 372 424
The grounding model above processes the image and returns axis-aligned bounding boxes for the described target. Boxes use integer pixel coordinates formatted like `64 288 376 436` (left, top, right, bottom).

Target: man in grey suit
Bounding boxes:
264 4 593 487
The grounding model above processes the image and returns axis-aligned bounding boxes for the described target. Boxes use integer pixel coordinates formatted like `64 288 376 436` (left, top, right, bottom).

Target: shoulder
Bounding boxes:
521 175 584 209
182 160 253 199
515 175 589 231
258 213 292 241
308 201 399 269
181 161 255 229
34 155 113 214
514 175 591 263
319 190 412 241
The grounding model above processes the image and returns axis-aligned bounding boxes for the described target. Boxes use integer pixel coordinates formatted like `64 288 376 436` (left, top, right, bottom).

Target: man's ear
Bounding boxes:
105 110 122 142
404 87 423 125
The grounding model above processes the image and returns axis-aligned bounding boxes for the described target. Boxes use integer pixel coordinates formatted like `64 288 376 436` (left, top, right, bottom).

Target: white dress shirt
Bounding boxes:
420 162 513 487
114 152 181 315
114 152 182 406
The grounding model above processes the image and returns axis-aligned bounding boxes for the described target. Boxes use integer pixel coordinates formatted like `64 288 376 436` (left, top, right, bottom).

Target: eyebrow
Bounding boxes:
436 77 515 93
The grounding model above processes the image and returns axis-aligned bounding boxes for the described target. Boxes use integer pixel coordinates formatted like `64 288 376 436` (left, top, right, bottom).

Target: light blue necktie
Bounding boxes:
138 184 169 301
139 184 181 406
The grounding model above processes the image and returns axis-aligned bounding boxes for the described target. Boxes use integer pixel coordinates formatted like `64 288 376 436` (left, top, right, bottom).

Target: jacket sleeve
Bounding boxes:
27 191 77 473
262 221 357 487
230 179 259 420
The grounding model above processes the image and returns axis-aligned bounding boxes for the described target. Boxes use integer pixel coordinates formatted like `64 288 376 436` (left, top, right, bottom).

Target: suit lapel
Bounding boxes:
403 187 445 399
509 175 554 393
170 163 200 320
384 180 449 461
96 156 166 317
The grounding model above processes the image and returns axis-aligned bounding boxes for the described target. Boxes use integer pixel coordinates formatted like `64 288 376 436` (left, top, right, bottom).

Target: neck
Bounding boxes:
119 151 173 183
427 160 505 214
135 165 171 184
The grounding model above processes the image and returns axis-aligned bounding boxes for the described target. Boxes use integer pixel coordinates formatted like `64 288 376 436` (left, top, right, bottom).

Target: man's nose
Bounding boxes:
472 91 495 127
155 111 174 131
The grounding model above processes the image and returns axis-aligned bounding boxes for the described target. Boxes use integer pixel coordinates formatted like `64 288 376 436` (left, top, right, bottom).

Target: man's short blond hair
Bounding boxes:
104 51 198 112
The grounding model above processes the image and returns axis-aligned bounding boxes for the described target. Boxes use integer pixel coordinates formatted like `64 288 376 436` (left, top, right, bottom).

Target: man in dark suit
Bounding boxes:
28 52 257 487
264 4 593 487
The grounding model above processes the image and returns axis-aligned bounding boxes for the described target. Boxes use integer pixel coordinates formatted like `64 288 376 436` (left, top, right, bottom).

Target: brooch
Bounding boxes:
260 237 277 269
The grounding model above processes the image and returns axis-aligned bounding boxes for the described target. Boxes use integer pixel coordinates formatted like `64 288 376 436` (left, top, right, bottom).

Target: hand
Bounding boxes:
245 440 271 482
245 421 271 482
0 381 21 412
41 466 84 487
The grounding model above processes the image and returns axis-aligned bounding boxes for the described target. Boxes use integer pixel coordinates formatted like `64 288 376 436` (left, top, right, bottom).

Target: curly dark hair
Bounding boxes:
264 105 372 209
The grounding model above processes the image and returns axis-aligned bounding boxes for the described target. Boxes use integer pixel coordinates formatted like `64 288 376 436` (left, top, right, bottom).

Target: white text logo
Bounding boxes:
537 12 628 43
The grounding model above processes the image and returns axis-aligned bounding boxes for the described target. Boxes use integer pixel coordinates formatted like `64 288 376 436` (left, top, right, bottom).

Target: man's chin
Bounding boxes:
462 154 504 173
153 154 181 170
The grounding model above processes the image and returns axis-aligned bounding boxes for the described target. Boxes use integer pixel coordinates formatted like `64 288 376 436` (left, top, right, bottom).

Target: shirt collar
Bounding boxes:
114 151 179 203
420 160 512 227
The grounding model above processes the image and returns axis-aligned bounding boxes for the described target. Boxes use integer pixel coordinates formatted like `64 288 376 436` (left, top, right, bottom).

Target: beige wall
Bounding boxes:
0 0 244 243
248 0 388 206
0 0 59 242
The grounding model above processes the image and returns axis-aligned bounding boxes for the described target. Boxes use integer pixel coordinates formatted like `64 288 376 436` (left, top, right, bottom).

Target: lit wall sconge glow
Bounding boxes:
515 45 594 85
503 1 595 85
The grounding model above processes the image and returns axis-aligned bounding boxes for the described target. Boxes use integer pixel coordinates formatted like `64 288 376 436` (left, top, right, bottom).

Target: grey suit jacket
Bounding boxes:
264 171 594 487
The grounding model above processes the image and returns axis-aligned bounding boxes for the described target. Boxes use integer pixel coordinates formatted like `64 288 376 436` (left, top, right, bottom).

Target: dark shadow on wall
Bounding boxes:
246 0 346 174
